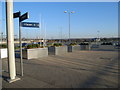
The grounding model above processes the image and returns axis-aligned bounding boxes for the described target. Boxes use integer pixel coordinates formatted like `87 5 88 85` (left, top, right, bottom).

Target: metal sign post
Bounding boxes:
19 12 29 76
19 22 23 76
13 11 23 76
14 12 39 77
14 11 39 77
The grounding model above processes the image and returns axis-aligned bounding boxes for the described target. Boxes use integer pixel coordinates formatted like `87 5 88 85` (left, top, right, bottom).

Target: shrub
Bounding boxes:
40 46 44 48
15 46 20 49
79 43 89 45
26 44 41 49
53 43 62 47
0 44 7 48
59 43 62 46
69 43 77 46
47 43 52 46
33 44 39 48
27 44 33 49
101 42 112 45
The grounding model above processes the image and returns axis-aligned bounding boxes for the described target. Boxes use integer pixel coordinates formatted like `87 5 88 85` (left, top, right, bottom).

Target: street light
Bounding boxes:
64 10 75 44
97 30 100 39
96 30 100 44
0 32 3 43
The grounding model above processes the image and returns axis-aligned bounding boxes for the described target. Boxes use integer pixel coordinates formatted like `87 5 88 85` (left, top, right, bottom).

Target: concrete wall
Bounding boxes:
0 48 7 59
22 48 48 59
48 46 67 55
90 44 100 51
90 45 116 51
99 45 115 51
56 46 67 55
37 48 48 58
80 45 90 50
67 46 72 52
99 45 114 49
72 45 80 51
48 46 55 55
67 45 80 52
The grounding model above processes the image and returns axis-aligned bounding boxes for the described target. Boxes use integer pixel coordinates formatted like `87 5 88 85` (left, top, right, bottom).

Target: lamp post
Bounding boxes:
96 30 100 45
97 30 100 39
97 30 100 43
0 32 3 43
64 10 75 44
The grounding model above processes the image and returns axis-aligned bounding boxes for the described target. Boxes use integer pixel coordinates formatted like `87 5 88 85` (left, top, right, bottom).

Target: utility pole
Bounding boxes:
6 0 20 83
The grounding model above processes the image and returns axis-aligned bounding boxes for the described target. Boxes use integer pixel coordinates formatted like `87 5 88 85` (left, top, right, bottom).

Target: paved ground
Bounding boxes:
2 50 119 88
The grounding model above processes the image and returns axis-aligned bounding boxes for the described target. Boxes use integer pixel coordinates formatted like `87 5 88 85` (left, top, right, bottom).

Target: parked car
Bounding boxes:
22 43 28 47
37 42 43 45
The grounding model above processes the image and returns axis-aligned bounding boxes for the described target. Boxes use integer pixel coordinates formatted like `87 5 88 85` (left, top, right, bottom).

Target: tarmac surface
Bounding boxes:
2 50 119 88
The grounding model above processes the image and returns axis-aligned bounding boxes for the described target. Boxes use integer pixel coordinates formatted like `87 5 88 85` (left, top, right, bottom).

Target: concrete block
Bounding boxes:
0 48 7 59
67 45 80 52
80 45 90 50
99 45 115 51
37 48 48 58
48 46 67 55
90 45 116 51
22 48 48 59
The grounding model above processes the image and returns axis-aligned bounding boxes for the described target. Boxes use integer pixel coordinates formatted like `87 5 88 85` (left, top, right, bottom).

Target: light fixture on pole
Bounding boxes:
64 10 75 44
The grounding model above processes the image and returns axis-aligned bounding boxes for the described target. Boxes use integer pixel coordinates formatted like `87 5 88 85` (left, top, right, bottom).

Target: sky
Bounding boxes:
1 2 118 39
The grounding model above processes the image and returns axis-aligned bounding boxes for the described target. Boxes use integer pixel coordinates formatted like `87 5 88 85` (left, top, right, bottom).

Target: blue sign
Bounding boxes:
21 22 39 28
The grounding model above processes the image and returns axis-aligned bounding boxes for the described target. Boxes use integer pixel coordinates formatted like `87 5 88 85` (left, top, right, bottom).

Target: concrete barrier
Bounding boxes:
0 48 7 59
90 44 100 51
99 45 115 51
80 45 90 50
37 48 48 58
48 46 67 55
22 48 48 59
67 45 80 52
90 45 116 51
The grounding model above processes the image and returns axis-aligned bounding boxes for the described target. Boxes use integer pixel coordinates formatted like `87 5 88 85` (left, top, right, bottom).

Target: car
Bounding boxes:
22 43 28 47
37 42 43 45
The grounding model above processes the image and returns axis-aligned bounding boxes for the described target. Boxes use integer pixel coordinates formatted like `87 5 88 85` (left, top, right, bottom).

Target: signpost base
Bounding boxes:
7 77 21 83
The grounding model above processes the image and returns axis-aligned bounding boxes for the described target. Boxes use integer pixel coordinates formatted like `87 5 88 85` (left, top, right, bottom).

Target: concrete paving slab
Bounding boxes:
2 50 119 88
